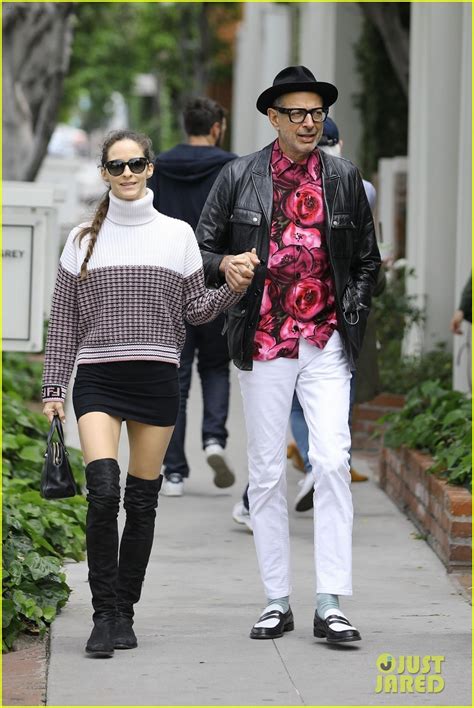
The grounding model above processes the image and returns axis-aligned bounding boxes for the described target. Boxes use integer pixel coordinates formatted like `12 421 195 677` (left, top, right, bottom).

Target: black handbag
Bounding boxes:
40 415 77 499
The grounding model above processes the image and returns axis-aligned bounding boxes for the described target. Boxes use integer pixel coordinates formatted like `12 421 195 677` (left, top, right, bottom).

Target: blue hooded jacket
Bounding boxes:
149 144 237 230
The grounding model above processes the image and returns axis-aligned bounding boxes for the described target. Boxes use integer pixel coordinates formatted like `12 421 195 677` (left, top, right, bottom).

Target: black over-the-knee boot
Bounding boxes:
114 474 162 649
84 458 121 657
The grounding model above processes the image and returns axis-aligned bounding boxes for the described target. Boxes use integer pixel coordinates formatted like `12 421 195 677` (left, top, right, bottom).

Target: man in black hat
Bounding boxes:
197 66 381 644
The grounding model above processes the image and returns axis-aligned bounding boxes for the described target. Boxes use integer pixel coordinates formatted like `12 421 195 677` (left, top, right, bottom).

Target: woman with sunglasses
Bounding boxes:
41 129 254 658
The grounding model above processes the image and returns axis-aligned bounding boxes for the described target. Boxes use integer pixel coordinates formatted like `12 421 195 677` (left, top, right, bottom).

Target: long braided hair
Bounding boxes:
76 130 154 280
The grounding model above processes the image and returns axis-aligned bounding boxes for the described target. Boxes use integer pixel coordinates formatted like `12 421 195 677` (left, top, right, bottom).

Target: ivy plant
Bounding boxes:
2 353 86 652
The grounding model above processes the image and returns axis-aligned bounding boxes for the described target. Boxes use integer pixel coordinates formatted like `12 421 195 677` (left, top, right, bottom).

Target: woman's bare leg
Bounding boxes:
78 412 122 464
126 420 174 479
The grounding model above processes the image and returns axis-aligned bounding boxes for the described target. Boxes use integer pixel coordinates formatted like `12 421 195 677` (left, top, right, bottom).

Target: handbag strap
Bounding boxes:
47 415 67 449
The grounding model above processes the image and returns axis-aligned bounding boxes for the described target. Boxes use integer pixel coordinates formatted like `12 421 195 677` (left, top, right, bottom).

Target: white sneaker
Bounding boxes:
294 472 314 512
161 472 184 497
232 501 253 532
205 443 235 488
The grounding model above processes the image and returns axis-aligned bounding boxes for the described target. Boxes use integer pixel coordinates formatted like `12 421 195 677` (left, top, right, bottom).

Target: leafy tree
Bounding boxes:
358 2 409 98
59 3 140 132
61 2 240 151
2 2 75 180
2 2 240 180
354 3 410 175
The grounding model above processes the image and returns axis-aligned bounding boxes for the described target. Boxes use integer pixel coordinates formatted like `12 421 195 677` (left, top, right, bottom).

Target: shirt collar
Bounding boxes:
271 140 321 181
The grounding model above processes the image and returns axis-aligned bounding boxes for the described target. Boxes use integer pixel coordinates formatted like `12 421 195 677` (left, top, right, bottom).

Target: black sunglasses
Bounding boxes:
103 157 149 177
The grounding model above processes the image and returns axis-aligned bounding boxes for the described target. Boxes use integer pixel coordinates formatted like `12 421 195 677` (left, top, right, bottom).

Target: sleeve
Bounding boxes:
459 274 472 322
362 179 377 212
182 226 242 325
351 168 382 309
195 161 234 287
42 233 80 402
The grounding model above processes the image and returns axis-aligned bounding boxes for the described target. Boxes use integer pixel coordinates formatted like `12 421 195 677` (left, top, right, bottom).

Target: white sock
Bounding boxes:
254 598 289 629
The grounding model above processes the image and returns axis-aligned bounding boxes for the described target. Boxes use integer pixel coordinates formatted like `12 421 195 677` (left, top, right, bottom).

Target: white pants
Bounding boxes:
238 332 353 599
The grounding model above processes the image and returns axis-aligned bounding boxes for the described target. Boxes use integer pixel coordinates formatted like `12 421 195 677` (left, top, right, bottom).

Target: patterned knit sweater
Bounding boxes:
42 189 240 402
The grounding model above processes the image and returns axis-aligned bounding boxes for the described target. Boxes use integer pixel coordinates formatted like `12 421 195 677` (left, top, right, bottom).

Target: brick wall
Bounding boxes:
352 393 405 452
380 446 472 572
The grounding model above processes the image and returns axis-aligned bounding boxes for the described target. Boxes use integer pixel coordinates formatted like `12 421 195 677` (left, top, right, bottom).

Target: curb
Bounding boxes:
2 631 49 706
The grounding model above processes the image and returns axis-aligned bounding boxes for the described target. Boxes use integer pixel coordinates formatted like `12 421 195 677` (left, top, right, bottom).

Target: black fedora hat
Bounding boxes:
256 65 338 114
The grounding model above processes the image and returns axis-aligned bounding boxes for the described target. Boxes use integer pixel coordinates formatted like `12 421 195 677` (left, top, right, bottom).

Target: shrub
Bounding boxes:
2 354 86 652
378 344 453 394
373 266 452 393
381 380 472 491
2 352 43 403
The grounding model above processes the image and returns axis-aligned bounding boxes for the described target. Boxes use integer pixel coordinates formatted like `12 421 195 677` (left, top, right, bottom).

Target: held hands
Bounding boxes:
222 248 260 293
43 401 66 424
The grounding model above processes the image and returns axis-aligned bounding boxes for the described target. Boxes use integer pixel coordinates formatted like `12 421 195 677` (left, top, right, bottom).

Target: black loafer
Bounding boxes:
250 607 294 639
313 611 361 643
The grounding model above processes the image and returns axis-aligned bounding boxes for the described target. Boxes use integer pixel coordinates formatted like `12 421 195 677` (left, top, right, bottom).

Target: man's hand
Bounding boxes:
450 309 465 335
223 248 260 293
43 401 66 424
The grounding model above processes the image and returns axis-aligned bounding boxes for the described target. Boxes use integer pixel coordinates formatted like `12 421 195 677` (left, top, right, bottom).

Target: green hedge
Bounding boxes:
381 380 472 491
2 354 86 652
372 267 453 394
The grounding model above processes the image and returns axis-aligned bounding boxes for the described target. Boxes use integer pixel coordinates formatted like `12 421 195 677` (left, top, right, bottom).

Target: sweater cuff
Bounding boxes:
42 385 67 403
205 253 226 288
220 283 245 304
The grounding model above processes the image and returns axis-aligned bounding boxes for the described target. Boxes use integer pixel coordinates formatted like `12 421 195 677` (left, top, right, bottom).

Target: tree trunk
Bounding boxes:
358 2 409 99
2 3 75 181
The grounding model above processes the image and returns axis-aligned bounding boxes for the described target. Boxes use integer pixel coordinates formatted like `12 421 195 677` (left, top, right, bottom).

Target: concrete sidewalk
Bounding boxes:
46 367 471 707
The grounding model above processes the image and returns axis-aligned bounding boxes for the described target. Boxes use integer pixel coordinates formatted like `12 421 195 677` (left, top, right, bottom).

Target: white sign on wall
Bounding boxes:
3 225 35 340
2 208 48 352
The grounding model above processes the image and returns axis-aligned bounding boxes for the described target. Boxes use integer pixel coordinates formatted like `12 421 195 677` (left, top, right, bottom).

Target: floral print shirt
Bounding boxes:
253 141 338 361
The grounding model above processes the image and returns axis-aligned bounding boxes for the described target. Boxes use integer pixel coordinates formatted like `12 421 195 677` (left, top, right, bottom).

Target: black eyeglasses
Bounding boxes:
103 157 149 176
272 107 328 124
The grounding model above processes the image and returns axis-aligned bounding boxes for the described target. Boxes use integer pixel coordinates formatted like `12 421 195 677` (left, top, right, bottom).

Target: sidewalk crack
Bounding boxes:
273 640 306 705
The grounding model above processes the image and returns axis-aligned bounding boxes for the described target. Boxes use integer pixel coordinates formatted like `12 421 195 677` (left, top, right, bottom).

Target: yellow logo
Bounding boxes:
375 654 445 693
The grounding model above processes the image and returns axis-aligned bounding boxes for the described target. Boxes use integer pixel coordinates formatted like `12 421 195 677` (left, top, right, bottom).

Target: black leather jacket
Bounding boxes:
196 143 381 371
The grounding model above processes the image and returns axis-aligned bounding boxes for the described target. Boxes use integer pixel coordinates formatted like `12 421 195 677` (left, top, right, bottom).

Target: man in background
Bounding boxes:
319 117 376 209
149 97 237 496
450 274 472 334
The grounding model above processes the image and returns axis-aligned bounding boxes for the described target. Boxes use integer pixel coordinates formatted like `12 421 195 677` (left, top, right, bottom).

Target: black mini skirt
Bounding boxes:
72 360 179 426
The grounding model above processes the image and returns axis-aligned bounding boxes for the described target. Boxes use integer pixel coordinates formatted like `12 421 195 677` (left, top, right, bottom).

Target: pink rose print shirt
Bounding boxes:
253 141 338 361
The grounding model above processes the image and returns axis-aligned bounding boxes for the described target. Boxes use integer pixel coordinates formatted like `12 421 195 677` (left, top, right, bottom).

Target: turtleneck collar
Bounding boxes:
106 188 157 226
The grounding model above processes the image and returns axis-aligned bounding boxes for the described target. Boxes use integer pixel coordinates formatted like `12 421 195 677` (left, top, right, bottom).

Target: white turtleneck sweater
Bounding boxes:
42 189 240 402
